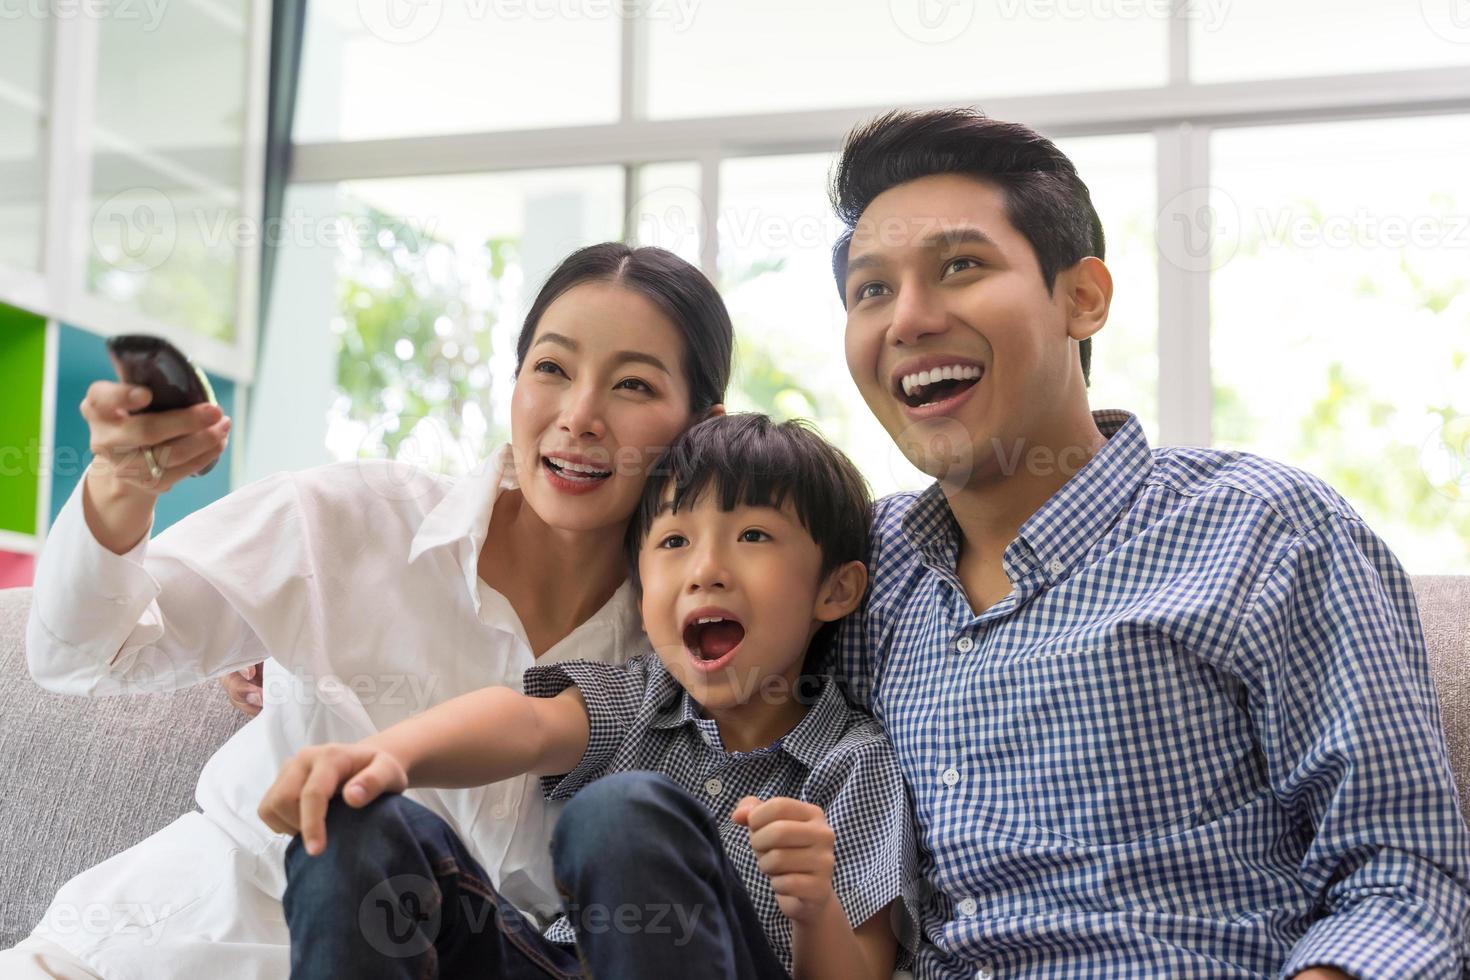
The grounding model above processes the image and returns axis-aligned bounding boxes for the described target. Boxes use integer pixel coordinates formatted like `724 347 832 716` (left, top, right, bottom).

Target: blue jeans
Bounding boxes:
282 771 790 979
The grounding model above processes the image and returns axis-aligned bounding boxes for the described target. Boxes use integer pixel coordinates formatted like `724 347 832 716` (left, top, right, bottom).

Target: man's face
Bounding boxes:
841 173 1084 487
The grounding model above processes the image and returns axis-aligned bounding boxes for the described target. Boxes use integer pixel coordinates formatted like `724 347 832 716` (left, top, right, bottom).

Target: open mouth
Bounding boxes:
895 364 984 409
542 455 612 484
682 613 746 671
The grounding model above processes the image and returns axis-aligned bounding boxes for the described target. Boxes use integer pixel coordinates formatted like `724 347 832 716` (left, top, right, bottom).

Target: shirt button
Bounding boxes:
704 778 723 798
941 767 961 787
490 803 510 820
955 636 974 653
958 897 978 917
1046 558 1064 575
976 965 995 980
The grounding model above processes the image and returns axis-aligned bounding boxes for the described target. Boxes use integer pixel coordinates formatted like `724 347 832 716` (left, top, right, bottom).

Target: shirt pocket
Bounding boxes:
1014 635 1214 846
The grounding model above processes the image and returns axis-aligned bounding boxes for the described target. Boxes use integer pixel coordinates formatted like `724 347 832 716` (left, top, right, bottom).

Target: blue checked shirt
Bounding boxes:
523 655 916 974
828 409 1470 979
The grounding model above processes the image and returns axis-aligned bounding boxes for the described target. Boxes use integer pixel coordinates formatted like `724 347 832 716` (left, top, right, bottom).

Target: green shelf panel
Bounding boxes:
0 303 46 537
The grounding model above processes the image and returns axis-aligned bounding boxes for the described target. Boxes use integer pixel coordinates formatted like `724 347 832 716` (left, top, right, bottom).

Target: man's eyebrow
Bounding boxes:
843 226 999 284
533 332 671 375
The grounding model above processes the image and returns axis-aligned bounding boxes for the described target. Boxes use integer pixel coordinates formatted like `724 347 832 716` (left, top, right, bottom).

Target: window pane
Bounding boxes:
718 153 930 497
1192 0 1470 83
322 168 624 470
0 11 47 273
1210 116 1470 573
647 0 1166 119
1056 133 1159 443
297 0 619 141
87 0 249 340
630 162 703 267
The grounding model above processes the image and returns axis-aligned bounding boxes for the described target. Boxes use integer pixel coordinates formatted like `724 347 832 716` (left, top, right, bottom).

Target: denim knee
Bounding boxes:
284 793 415 884
551 771 707 872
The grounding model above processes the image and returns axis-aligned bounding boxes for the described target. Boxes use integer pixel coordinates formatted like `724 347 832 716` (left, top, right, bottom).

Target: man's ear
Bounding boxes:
1063 256 1112 343
814 560 868 623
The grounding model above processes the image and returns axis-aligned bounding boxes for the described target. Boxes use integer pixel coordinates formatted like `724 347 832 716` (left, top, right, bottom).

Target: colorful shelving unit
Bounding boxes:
0 312 242 588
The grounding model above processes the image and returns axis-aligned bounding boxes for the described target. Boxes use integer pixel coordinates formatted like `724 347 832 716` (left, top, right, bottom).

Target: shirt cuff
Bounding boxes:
1281 897 1465 980
522 661 621 802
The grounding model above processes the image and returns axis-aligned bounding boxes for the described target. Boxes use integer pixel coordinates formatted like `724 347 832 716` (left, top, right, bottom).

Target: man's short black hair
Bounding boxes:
625 414 872 673
829 107 1105 385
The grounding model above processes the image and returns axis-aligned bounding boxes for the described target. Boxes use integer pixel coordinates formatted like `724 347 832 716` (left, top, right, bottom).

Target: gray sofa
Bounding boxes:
3 579 1469 951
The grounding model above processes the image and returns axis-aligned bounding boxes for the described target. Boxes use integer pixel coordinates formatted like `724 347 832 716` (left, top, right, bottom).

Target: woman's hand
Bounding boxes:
257 743 409 856
80 380 231 554
732 795 838 924
83 381 230 496
222 663 264 717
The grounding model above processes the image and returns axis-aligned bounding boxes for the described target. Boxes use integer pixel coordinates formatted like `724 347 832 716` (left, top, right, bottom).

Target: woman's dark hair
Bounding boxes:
515 242 733 416
625 413 872 675
829 108 1105 385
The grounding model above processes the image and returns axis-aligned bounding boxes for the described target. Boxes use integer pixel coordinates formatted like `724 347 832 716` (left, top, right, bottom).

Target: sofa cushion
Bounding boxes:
0 587 247 948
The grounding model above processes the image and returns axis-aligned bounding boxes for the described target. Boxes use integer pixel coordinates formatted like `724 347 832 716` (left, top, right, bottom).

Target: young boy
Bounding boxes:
258 413 912 980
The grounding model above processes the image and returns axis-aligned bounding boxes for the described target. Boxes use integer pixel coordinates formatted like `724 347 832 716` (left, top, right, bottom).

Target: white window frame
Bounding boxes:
287 3 1470 447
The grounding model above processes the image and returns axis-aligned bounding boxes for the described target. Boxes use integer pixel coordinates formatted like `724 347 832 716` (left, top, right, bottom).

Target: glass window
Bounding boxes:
87 0 251 340
295 0 620 141
321 167 625 471
1056 133 1159 442
630 162 704 267
717 152 929 498
647 0 1166 120
0 10 48 273
1191 0 1470 83
1210 116 1470 573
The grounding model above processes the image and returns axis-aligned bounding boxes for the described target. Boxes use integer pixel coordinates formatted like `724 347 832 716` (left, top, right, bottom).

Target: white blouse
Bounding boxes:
23 445 644 979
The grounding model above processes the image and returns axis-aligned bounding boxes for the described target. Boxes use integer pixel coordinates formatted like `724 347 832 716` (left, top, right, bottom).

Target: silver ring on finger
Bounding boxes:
143 446 163 480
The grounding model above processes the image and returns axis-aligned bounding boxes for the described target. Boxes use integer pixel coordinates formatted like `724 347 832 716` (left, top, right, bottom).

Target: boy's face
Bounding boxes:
637 491 840 712
841 173 1100 487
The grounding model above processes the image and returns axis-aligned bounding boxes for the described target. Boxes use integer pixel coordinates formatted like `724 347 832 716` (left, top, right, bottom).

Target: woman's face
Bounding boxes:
510 280 695 534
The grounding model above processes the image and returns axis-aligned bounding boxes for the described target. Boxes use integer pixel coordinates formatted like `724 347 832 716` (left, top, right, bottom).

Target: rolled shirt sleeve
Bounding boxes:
1235 514 1470 978
26 465 312 696
522 656 654 801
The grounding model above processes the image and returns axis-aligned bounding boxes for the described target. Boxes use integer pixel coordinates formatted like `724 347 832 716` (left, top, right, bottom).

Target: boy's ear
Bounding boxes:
814 560 868 623
704 402 727 419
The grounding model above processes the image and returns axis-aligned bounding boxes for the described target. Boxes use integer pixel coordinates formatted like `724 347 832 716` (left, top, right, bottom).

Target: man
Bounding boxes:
826 107 1470 978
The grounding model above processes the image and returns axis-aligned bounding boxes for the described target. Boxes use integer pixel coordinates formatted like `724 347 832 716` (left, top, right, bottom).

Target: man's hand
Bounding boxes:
257 743 408 856
732 796 837 924
222 663 263 716
1293 969 1354 979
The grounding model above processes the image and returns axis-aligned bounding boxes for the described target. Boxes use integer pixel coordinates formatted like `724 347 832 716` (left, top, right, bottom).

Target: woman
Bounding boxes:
6 243 733 979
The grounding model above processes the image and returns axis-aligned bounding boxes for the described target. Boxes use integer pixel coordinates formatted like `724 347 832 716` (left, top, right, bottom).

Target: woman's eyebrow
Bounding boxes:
533 332 670 375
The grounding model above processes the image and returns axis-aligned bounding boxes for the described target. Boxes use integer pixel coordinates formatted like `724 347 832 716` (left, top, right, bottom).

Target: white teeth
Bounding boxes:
695 616 726 625
900 364 983 397
547 456 610 475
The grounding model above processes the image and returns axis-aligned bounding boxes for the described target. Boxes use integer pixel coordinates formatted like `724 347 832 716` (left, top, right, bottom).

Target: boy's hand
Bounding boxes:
257 742 408 856
732 795 837 924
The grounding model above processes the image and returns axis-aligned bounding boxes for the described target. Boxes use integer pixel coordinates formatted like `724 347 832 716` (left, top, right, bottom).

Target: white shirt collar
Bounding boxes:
407 443 643 649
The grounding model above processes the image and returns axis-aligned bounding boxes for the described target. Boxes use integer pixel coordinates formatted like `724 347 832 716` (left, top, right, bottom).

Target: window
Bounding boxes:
0 12 49 273
646 0 1167 119
1210 115 1470 572
318 167 625 471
